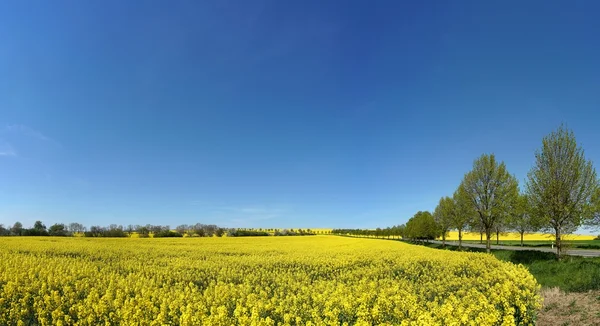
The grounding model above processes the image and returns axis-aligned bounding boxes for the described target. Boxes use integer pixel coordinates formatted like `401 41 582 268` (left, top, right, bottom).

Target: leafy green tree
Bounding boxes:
48 223 69 236
68 222 86 234
405 211 440 241
433 197 455 247
509 194 537 246
33 221 46 231
11 222 23 236
526 126 600 259
589 187 600 229
453 186 475 250
460 154 519 253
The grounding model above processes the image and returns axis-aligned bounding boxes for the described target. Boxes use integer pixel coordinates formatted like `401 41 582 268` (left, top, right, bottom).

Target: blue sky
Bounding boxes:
1 1 599 230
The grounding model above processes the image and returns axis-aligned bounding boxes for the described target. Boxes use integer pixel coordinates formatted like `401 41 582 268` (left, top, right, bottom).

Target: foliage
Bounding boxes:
273 229 315 236
404 211 440 240
526 126 600 258
11 222 23 236
68 223 86 234
153 230 183 238
84 225 128 238
0 236 541 325
432 197 455 244
508 194 537 246
460 154 519 252
22 221 49 236
453 185 476 248
227 229 270 237
48 223 69 237
174 224 226 237
331 225 404 238
591 187 600 228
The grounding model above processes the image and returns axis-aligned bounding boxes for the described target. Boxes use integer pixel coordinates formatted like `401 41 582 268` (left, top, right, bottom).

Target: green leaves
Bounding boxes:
433 197 455 236
453 185 475 232
525 125 600 258
404 211 440 240
459 153 519 251
526 126 599 233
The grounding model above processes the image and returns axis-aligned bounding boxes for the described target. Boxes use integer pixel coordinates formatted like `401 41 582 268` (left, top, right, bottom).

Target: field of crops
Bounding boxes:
0 236 540 325
445 231 596 241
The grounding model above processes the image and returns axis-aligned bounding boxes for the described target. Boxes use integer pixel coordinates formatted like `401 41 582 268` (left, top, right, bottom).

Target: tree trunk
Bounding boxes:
442 233 446 248
486 229 492 253
555 227 562 260
520 231 524 247
458 228 463 250
496 230 500 245
480 232 483 244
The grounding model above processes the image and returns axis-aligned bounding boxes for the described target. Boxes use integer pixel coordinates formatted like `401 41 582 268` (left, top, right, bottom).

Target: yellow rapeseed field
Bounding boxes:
0 236 540 325
445 231 596 241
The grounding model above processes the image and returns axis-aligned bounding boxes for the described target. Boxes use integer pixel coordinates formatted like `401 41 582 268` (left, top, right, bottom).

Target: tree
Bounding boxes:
33 221 46 231
526 126 599 259
509 194 537 247
49 223 69 236
24 220 49 236
460 154 519 253
11 222 23 236
433 197 455 247
68 222 86 234
136 225 150 238
175 224 188 236
588 187 600 229
404 211 440 241
126 224 135 236
396 224 406 239
453 185 475 250
0 224 9 236
192 223 206 237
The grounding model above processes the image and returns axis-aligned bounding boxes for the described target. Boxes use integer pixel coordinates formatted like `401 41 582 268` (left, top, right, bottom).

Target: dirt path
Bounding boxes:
538 288 600 325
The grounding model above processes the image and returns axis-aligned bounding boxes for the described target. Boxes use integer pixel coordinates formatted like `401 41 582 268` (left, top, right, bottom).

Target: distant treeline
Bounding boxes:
0 221 318 238
332 226 405 239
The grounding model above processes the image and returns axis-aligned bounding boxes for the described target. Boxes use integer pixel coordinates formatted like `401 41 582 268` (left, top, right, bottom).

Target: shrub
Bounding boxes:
153 230 183 238
227 229 269 237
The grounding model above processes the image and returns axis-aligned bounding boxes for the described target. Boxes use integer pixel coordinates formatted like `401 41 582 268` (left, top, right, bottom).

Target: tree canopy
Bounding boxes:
460 154 519 252
433 197 455 246
526 126 600 258
404 211 440 241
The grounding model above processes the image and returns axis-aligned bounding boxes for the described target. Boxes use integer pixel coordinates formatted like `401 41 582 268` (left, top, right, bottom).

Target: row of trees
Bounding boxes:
332 126 600 260
331 226 405 238
273 229 316 236
0 221 71 237
0 221 319 238
431 126 599 258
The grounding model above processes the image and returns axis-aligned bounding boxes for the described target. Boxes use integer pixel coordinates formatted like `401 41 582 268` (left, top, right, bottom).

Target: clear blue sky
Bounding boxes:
1 1 599 230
